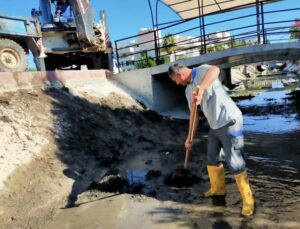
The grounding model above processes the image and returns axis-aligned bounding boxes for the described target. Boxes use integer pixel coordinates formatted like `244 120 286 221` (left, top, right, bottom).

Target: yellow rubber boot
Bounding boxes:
235 170 255 217
204 164 226 197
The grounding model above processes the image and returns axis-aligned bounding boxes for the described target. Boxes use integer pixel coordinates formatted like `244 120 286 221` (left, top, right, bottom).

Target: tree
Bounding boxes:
135 51 156 69
162 33 176 55
290 19 300 40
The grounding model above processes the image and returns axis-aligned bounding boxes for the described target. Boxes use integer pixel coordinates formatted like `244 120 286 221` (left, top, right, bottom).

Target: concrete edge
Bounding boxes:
0 70 111 93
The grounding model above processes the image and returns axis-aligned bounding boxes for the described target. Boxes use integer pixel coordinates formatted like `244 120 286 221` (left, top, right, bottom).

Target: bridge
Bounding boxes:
112 0 300 118
113 42 300 118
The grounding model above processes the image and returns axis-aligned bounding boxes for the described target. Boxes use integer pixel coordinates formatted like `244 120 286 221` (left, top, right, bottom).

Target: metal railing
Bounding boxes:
115 1 300 71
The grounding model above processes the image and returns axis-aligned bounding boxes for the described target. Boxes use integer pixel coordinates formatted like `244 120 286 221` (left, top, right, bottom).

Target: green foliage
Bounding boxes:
206 39 246 53
176 54 185 60
231 40 247 48
27 67 37 72
162 33 176 54
135 52 156 69
206 42 228 53
160 55 170 64
290 26 300 40
290 19 300 40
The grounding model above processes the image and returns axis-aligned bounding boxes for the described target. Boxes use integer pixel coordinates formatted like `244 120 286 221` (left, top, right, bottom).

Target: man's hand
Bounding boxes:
56 9 62 15
192 86 204 105
185 138 193 151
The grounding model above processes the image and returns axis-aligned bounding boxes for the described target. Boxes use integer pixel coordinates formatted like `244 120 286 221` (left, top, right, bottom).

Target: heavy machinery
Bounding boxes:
0 14 43 72
0 0 111 72
32 0 112 70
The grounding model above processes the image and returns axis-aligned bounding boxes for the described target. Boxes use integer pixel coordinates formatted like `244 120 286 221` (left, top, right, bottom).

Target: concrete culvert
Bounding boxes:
152 73 189 119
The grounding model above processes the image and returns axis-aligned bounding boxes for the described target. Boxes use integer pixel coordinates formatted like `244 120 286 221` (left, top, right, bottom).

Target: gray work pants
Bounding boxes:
207 115 246 175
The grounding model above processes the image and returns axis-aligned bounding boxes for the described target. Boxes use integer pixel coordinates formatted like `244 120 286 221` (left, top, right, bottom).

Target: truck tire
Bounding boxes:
87 53 109 70
44 56 56 71
0 39 27 72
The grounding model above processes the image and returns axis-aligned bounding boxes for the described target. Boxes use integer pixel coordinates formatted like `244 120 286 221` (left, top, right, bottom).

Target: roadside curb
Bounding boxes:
0 70 111 93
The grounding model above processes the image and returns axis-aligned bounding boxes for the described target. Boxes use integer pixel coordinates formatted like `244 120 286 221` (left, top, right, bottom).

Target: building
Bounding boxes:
117 29 231 70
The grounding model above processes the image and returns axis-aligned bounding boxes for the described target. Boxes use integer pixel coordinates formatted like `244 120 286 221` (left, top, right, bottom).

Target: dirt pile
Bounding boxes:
0 89 53 190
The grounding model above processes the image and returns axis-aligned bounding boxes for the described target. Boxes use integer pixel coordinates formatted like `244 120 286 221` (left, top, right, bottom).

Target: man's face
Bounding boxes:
170 71 186 86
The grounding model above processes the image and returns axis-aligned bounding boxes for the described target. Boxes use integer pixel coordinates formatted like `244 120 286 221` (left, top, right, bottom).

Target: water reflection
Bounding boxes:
237 78 300 133
238 90 289 107
243 114 300 133
126 170 147 185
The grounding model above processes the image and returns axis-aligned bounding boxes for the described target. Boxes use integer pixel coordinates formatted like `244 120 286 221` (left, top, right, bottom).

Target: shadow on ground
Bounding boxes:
46 86 300 228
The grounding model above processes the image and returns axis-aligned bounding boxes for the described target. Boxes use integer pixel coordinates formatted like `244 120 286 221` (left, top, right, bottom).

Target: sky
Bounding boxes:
0 0 179 41
0 0 298 42
0 0 299 67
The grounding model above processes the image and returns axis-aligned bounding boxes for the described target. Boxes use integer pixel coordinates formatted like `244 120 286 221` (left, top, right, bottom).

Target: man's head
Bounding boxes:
168 63 191 86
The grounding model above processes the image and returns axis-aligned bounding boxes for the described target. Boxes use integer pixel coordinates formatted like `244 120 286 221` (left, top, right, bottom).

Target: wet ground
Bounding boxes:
0 74 300 228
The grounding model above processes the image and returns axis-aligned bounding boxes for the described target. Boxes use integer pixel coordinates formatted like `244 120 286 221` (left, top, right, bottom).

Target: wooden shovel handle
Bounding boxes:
184 87 200 169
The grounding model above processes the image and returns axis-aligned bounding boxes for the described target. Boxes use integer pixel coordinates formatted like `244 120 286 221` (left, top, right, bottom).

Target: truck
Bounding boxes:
33 0 112 71
0 14 43 72
0 0 112 72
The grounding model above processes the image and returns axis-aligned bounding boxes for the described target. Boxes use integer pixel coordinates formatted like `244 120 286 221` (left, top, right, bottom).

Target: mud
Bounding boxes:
0 76 300 229
164 168 201 188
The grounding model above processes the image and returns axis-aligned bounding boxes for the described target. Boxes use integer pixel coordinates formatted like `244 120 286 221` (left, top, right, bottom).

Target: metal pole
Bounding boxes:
260 1 266 44
197 0 203 54
147 0 159 64
155 0 161 59
256 0 261 44
201 0 206 54
115 41 120 73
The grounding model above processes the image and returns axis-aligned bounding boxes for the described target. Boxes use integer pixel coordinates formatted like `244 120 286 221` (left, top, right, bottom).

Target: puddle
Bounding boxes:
164 168 200 188
249 156 280 164
238 90 289 107
244 114 300 133
237 78 300 133
249 156 295 166
126 170 147 185
126 169 162 196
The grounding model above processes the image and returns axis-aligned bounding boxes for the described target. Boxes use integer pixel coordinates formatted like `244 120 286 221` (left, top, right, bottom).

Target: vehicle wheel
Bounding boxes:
44 56 56 71
87 53 109 70
0 39 27 72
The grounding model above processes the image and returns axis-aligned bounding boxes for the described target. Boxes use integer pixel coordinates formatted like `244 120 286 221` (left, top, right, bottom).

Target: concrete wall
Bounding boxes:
112 68 154 109
112 68 189 118
0 70 109 93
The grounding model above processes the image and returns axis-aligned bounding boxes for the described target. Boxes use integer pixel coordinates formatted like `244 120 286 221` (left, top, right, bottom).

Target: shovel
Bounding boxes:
184 88 199 169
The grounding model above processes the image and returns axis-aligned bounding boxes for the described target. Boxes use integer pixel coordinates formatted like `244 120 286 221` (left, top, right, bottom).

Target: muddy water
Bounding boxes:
237 79 300 134
43 76 300 229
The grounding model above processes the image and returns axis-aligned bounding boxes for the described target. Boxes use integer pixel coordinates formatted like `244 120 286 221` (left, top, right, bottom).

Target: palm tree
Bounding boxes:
162 33 176 55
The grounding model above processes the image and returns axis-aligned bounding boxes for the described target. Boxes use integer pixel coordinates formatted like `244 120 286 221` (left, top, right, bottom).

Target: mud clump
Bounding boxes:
146 170 162 180
99 155 122 167
88 169 146 194
90 174 128 193
164 168 200 188
89 169 128 193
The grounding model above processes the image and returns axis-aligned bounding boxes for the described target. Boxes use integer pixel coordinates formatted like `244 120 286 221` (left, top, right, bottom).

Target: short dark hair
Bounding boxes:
168 63 184 78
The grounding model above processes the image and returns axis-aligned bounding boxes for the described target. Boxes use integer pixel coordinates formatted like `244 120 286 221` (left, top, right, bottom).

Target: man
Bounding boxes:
55 0 71 19
168 63 254 217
